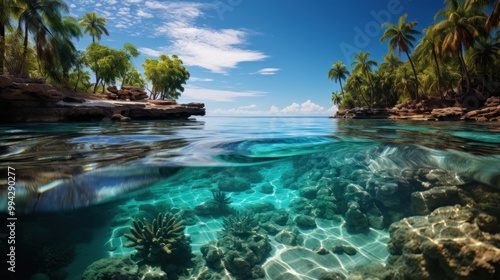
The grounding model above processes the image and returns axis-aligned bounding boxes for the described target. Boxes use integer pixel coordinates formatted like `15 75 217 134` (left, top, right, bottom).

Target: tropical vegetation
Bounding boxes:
0 0 190 99
328 0 500 110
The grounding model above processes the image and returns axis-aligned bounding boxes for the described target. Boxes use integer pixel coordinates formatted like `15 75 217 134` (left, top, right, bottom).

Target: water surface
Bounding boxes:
1 117 499 279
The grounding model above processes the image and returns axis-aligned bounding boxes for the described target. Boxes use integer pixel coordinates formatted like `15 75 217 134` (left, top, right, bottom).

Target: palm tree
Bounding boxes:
351 51 378 106
415 27 445 98
379 54 402 104
468 0 500 32
36 16 81 83
17 0 70 75
345 73 370 107
0 0 22 74
485 1 500 32
381 53 403 70
434 0 487 93
467 36 500 80
79 12 109 42
381 13 421 101
331 91 343 106
328 60 349 97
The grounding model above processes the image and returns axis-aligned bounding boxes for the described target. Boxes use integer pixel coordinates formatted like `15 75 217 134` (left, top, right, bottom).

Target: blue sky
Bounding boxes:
67 0 446 115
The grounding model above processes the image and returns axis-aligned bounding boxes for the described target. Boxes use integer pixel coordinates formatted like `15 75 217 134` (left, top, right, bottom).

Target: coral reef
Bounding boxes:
222 211 259 237
194 191 234 217
200 210 271 279
211 190 232 214
124 212 192 266
387 205 500 280
82 257 171 280
82 257 139 280
217 176 252 192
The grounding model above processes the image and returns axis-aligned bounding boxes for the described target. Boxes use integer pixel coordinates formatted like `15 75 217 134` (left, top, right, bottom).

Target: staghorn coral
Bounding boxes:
124 212 188 263
222 210 258 237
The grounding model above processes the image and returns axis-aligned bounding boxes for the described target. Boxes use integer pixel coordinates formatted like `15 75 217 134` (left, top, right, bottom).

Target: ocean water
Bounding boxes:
1 117 500 279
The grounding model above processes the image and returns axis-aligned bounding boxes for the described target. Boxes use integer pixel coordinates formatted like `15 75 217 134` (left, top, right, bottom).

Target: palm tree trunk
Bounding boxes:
405 51 420 102
431 45 444 99
360 92 369 106
339 79 344 98
19 22 29 76
0 24 5 75
459 50 471 93
367 74 376 107
74 69 81 92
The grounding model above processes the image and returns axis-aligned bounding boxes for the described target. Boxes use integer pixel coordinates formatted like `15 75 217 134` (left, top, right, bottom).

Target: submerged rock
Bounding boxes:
274 228 303 246
387 205 500 280
294 215 317 229
299 186 318 199
259 183 274 194
218 177 251 192
410 186 473 215
201 233 271 280
318 270 346 280
82 257 138 280
344 204 369 233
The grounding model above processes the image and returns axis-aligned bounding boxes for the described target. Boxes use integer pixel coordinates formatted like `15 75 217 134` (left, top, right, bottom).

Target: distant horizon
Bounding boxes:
68 0 445 115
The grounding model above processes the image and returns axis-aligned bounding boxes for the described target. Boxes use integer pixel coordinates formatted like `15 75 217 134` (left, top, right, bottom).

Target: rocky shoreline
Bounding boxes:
332 96 500 121
0 75 205 123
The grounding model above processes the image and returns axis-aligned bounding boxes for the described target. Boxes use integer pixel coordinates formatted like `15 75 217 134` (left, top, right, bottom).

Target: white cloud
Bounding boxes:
210 100 334 116
256 68 281 75
239 104 257 109
74 0 268 74
138 47 162 56
154 23 267 73
142 2 267 73
137 9 153 18
183 86 264 102
70 4 76 8
145 1 205 22
190 77 214 82
118 7 130 15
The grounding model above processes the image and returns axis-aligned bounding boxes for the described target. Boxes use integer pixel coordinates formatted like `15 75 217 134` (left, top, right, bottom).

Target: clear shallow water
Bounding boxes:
1 117 500 279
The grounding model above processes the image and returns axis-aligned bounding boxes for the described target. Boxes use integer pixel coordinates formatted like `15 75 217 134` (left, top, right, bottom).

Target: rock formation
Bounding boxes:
0 75 205 122
106 85 149 100
332 96 500 121
387 205 500 280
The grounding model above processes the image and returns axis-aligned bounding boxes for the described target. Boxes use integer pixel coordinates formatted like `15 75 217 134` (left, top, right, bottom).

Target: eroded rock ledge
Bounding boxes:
332 96 500 121
0 75 205 122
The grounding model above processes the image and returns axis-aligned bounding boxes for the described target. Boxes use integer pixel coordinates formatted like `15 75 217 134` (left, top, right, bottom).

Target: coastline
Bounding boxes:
331 96 500 122
0 75 205 123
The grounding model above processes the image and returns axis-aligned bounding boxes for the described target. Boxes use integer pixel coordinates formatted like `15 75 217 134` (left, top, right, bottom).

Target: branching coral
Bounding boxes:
222 210 259 237
212 190 232 214
124 212 185 262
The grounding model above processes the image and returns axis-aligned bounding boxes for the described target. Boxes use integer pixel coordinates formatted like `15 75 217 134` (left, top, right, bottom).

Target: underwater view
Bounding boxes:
1 116 500 280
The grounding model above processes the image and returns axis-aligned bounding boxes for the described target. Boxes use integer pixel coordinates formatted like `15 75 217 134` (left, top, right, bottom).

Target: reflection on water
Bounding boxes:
1 117 499 279
1 117 500 212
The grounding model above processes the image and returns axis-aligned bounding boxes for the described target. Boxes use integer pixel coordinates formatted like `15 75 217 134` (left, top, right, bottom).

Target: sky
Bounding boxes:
67 0 446 116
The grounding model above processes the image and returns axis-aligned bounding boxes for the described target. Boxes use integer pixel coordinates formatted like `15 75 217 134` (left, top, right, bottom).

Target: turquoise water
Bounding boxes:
1 117 500 279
